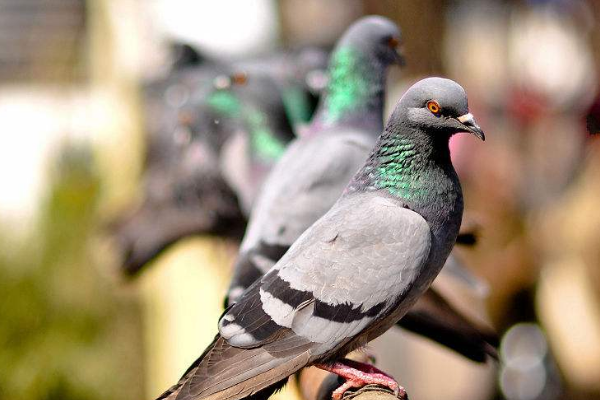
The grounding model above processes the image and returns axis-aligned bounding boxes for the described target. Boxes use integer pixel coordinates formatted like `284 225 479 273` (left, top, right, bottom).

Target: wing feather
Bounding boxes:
221 192 432 356
398 286 498 362
166 334 312 400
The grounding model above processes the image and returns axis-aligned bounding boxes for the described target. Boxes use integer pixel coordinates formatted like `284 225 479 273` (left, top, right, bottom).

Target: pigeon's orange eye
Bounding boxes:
232 72 248 86
427 100 441 115
387 36 400 49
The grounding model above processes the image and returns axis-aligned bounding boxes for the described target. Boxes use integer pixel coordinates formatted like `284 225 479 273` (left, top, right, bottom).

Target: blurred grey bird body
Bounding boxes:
218 73 297 215
113 66 247 276
156 77 485 400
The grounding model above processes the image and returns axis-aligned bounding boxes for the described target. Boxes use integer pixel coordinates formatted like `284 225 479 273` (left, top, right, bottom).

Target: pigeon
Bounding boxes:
232 47 330 125
156 76 485 400
111 43 328 276
226 15 405 305
112 74 244 276
219 72 297 215
112 71 295 276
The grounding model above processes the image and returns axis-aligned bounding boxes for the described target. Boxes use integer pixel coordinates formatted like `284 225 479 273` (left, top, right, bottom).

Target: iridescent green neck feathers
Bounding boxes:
324 47 370 122
314 46 385 130
348 131 456 204
373 139 429 199
206 90 287 162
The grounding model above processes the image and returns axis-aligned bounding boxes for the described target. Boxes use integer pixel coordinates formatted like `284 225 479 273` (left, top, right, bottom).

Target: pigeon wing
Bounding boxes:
222 192 432 354
399 286 498 362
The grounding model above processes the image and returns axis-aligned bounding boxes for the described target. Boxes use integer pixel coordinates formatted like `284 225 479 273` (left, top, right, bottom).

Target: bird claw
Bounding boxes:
316 359 407 400
331 380 360 400
331 380 407 400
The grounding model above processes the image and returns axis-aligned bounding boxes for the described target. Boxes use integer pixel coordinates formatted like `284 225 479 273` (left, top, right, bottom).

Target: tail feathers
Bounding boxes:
397 288 498 362
156 334 311 400
156 335 221 400
441 254 489 298
241 379 288 400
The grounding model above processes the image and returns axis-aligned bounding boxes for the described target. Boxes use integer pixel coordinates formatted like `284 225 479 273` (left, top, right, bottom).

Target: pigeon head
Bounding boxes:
234 73 296 161
348 77 483 203
312 16 403 131
397 77 485 141
177 82 241 154
231 73 293 132
207 72 294 162
338 15 405 66
210 71 289 122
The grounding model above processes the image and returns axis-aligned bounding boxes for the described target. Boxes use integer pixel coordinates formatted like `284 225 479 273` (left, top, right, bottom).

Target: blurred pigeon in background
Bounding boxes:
234 47 330 126
111 43 329 277
112 78 244 277
218 72 297 215
113 74 295 276
157 77 485 400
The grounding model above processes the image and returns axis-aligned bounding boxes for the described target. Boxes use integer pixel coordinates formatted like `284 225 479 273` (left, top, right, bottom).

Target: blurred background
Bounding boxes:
1 1 600 400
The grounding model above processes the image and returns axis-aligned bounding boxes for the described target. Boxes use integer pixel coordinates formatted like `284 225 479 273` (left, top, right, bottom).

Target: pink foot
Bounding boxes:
315 358 407 400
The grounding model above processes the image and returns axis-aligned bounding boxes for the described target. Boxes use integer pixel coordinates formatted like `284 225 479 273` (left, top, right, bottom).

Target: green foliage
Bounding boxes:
0 144 144 400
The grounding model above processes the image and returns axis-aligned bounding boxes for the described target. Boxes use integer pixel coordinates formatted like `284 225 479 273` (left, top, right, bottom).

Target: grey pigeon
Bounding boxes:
111 44 326 276
223 16 497 362
112 72 294 276
232 47 330 125
156 76 485 400
226 15 404 305
219 73 297 215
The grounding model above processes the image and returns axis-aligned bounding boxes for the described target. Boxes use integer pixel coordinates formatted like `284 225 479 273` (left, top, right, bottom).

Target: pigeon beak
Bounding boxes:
394 46 406 67
395 50 406 67
457 113 485 141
